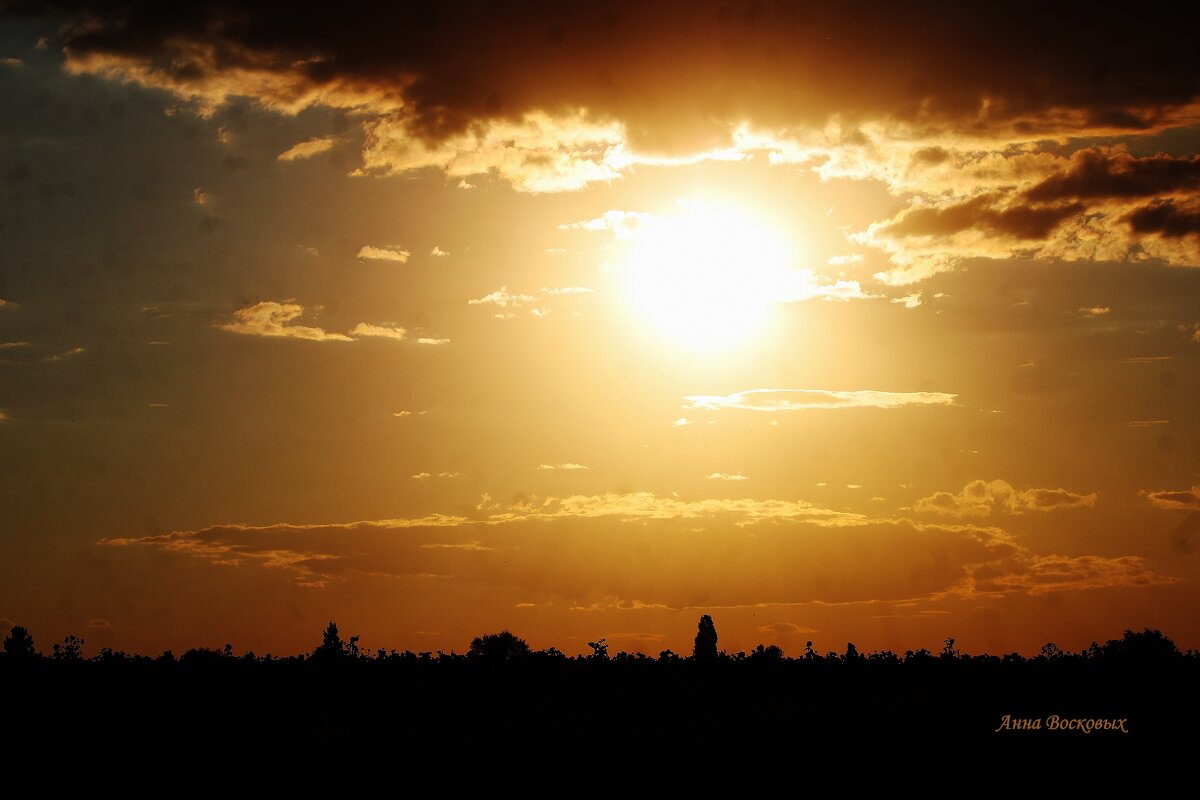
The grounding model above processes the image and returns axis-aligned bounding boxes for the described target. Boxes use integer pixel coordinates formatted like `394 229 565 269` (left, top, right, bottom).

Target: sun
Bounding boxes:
623 200 790 350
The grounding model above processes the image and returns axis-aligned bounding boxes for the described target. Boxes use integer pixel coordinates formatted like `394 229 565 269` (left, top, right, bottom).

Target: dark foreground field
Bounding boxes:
4 625 1197 787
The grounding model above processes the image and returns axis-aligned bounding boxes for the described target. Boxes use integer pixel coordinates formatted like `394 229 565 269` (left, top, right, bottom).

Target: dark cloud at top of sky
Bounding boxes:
6 0 1200 153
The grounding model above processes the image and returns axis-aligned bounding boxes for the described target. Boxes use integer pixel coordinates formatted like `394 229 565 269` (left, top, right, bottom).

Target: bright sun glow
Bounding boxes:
624 201 791 350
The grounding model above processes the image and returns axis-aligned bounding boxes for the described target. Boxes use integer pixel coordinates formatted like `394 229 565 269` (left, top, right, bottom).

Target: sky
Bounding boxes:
1 1 1199 658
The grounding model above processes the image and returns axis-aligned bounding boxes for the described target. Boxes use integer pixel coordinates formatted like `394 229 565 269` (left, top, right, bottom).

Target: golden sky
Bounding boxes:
1 1 1199 658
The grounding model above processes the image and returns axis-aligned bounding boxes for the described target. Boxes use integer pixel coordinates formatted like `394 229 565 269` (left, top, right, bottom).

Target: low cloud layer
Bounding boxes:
99 494 1174 603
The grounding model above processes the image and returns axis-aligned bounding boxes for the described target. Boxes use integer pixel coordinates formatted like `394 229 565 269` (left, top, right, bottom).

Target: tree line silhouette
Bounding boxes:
5 615 1198 783
3 615 1193 667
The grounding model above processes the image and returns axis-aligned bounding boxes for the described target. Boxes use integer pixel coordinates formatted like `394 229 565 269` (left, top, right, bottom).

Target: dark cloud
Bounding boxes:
1123 199 1200 237
1025 149 1200 202
7 1 1200 153
879 196 1085 241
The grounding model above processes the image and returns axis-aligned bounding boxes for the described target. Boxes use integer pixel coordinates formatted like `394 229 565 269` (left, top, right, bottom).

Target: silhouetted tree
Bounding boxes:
1039 642 1065 660
845 642 860 660
312 621 360 660
693 614 718 662
1098 628 1179 661
468 630 530 661
51 635 84 661
586 638 609 660
3 625 36 659
749 644 784 660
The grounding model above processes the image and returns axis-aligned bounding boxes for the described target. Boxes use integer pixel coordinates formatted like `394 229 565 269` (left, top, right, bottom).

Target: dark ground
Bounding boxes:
4 627 1196 788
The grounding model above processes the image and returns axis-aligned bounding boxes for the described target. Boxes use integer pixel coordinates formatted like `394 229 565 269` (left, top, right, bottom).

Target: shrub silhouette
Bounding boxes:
468 630 530 661
693 614 718 662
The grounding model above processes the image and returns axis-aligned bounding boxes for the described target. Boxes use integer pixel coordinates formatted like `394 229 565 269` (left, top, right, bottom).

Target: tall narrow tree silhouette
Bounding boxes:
693 615 718 662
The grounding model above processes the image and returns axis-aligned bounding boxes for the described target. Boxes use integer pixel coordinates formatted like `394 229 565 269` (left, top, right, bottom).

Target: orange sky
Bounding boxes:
1 1 1199 658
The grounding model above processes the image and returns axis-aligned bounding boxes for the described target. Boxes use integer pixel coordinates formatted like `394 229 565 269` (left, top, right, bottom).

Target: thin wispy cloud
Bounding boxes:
684 389 958 412
277 136 336 161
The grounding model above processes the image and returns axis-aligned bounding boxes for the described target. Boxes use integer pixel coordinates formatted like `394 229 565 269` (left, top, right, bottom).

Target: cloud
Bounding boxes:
558 210 656 238
44 346 87 362
494 492 865 526
35 3 1200 151
756 622 818 635
357 245 411 263
420 540 494 552
537 463 588 471
1127 419 1169 428
429 246 449 257
468 286 535 308
847 146 1200 284
28 1 1200 278
892 293 922 309
98 508 1173 603
1078 306 1111 317
469 285 593 317
706 473 748 481
349 322 406 341
277 136 336 161
1122 199 1200 238
358 110 628 193
870 195 1086 241
540 286 595 296
683 389 957 412
0 57 25 69
772 269 875 303
1024 150 1200 202
914 480 1098 518
989 555 1179 595
416 337 449 345
672 418 693 427
217 302 352 342
1142 486 1200 511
